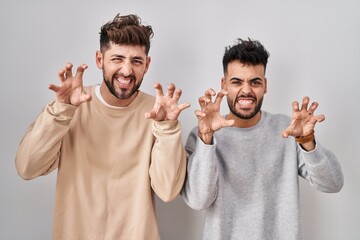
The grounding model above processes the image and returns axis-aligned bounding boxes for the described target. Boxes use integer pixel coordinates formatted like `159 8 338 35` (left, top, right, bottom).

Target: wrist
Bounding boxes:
300 140 316 151
295 131 315 144
296 131 315 151
198 131 214 145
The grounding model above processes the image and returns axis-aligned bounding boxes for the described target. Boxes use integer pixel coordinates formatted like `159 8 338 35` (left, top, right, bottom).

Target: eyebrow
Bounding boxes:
110 54 145 61
230 77 263 82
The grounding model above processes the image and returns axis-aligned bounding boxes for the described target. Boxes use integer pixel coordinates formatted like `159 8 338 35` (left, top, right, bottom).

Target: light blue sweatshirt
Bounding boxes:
181 111 343 240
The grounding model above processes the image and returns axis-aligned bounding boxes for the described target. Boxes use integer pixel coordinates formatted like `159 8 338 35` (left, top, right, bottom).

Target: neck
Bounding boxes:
227 111 262 128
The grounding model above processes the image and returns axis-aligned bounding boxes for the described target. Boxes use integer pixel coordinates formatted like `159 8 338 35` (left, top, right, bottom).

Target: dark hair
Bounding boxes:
99 13 154 55
222 38 269 74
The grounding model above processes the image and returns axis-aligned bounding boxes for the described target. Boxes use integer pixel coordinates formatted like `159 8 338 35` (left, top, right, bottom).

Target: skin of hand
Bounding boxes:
196 88 235 144
282 96 325 151
48 63 92 106
145 83 190 121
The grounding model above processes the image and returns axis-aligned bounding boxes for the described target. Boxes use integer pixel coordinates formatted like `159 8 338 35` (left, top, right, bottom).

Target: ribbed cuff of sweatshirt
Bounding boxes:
46 100 78 123
194 136 217 155
153 120 179 133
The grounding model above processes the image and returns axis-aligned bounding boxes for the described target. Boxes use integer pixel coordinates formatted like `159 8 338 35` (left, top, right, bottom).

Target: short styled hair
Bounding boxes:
222 38 270 74
99 13 154 55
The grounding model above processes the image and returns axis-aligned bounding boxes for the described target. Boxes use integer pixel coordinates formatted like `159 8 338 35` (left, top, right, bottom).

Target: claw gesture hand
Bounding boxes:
145 83 190 121
48 63 92 106
282 96 325 139
196 88 234 144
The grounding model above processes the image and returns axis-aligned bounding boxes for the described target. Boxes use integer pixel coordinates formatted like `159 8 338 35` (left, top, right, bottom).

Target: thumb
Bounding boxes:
225 119 235 127
282 128 290 138
80 93 92 103
145 111 156 119
315 114 325 123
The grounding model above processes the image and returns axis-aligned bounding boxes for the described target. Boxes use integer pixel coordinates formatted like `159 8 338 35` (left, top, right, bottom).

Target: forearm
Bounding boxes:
149 120 187 202
298 142 344 193
15 100 77 180
181 136 218 210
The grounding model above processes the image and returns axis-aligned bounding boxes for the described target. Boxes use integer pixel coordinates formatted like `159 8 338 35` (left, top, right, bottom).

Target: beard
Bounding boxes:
103 71 143 100
227 94 264 120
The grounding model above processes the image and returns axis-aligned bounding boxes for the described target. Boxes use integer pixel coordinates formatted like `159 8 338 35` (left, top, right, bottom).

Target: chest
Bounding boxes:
215 130 298 191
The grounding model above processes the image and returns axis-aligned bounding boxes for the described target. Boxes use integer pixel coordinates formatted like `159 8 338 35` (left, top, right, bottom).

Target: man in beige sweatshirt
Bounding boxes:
15 13 189 240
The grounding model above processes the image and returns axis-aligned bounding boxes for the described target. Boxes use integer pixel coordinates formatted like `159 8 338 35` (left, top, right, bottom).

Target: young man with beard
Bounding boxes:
15 14 189 240
181 38 344 240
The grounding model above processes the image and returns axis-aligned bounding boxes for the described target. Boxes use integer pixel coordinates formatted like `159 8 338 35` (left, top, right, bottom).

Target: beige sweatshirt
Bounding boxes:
15 86 187 240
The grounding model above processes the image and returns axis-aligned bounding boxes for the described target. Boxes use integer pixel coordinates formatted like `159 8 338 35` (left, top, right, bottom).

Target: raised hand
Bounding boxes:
196 88 234 144
282 96 325 138
145 83 190 121
48 63 92 106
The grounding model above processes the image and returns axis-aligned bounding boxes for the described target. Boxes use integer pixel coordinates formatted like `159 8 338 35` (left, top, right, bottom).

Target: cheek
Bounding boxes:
102 66 115 80
134 68 146 79
255 89 266 98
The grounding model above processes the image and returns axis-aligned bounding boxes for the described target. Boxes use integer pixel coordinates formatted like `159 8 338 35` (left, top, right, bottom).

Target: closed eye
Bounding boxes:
132 59 144 65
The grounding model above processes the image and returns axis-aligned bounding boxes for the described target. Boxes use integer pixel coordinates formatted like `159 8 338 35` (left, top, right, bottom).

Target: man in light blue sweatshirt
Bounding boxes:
181 38 344 240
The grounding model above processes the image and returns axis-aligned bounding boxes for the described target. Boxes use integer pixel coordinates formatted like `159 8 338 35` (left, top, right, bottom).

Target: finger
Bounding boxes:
166 83 175 98
204 88 216 100
300 96 310 111
48 84 60 92
75 64 88 79
282 131 289 138
173 88 182 101
214 89 228 105
315 114 325 123
144 111 156 119
195 109 206 118
198 96 210 108
308 102 319 115
282 127 292 138
292 101 300 113
224 119 235 127
178 102 190 111
80 93 92 103
57 69 66 83
65 63 73 78
153 83 164 97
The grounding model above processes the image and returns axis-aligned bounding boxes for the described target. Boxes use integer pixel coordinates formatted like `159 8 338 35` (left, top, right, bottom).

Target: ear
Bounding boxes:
144 56 151 74
96 51 103 69
221 77 226 90
264 77 267 94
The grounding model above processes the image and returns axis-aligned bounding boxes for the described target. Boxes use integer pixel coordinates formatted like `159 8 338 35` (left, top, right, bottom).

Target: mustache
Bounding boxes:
235 94 256 102
114 73 136 81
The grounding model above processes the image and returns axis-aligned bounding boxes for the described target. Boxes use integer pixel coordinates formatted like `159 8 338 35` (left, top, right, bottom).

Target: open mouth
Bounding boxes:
115 76 133 88
236 97 256 109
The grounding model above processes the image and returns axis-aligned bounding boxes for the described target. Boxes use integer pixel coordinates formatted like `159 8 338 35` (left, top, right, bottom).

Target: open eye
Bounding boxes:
251 80 262 86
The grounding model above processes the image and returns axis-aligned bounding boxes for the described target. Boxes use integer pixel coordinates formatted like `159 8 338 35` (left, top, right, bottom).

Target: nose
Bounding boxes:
120 60 133 77
241 82 252 94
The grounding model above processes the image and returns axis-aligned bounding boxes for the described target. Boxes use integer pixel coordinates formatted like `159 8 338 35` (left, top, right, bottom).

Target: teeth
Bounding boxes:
117 78 131 85
239 100 253 104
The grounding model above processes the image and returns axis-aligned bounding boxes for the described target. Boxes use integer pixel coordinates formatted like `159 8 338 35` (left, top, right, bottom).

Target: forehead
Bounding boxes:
104 42 147 58
226 61 265 79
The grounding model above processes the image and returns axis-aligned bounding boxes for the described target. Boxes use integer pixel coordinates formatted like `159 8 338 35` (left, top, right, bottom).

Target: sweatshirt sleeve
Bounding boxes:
298 141 344 193
149 120 187 202
181 128 219 210
15 100 77 180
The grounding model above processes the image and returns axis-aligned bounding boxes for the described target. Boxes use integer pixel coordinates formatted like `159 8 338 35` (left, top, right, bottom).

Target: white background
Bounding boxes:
1 0 359 239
